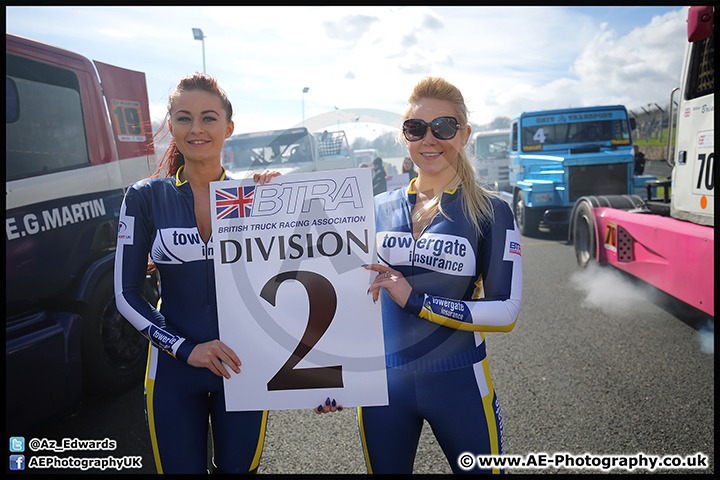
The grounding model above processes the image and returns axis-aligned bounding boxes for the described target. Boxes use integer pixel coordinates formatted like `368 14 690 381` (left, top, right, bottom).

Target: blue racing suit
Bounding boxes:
358 180 522 474
114 167 267 473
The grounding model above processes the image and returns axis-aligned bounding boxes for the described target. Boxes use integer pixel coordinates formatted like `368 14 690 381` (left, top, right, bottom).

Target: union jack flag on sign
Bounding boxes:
215 186 255 220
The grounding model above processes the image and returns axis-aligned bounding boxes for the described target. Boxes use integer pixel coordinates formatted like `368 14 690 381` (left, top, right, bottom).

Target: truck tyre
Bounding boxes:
572 199 596 269
514 190 540 237
81 272 148 394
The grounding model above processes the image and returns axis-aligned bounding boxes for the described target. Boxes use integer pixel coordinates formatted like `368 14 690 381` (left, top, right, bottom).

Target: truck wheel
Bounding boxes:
573 200 596 269
514 190 540 237
81 272 148 394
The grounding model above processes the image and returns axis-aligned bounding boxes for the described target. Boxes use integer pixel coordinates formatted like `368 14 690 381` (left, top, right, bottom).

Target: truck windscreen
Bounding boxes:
222 129 312 170
521 111 631 151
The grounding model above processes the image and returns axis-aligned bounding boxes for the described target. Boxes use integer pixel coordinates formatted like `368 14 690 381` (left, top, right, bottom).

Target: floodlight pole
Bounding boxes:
302 87 309 126
192 28 206 73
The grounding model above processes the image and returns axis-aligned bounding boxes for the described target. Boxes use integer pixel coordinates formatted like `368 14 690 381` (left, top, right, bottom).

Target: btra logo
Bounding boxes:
217 176 365 219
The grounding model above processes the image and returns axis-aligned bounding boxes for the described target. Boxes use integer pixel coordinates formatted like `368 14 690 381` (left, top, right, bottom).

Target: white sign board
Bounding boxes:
386 172 410 191
211 168 388 411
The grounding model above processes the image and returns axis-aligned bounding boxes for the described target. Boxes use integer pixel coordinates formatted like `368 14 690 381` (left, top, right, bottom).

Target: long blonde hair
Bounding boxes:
402 76 497 233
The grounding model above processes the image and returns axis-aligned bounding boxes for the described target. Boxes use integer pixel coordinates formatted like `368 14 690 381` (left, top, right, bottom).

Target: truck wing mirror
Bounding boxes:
6 77 20 124
688 5 713 42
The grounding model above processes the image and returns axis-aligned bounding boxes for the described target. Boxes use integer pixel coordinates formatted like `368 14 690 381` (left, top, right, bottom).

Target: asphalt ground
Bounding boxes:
13 228 714 475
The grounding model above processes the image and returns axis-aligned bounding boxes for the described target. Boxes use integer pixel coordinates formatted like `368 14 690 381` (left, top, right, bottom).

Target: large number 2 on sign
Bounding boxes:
260 271 344 391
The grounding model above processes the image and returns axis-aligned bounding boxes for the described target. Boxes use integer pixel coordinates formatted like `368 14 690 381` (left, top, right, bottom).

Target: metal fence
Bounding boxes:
628 103 674 143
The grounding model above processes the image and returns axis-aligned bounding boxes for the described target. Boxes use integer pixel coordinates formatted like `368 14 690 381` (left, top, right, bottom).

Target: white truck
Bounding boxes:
221 127 355 177
474 129 511 191
568 5 714 318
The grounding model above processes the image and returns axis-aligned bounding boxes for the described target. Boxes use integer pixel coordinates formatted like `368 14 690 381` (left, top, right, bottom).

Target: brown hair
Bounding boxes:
152 72 233 178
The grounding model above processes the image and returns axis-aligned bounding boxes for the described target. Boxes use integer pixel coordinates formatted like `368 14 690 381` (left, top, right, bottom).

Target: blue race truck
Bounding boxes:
504 105 654 236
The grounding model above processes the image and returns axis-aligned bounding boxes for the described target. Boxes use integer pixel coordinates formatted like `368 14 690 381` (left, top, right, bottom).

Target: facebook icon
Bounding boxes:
10 455 25 471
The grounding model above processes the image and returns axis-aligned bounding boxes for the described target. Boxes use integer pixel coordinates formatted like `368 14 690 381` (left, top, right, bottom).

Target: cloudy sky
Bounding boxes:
6 6 688 141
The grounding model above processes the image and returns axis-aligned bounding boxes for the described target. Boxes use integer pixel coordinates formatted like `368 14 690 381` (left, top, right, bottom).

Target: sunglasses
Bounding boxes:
402 116 462 142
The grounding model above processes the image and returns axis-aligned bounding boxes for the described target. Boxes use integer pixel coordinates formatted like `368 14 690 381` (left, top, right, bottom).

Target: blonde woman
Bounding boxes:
361 77 523 474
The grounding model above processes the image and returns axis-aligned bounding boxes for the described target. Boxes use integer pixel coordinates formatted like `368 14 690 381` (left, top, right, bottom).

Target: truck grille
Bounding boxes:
568 164 628 202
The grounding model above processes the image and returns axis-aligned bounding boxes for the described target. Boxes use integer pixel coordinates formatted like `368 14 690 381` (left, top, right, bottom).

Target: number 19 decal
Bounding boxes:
111 99 146 142
260 270 344 391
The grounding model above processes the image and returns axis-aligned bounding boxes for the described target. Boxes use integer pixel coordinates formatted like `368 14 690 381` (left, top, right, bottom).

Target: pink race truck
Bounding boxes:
568 6 714 318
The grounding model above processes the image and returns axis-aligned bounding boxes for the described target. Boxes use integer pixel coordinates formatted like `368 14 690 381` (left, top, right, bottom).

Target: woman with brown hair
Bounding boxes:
114 73 277 473
401 156 418 181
